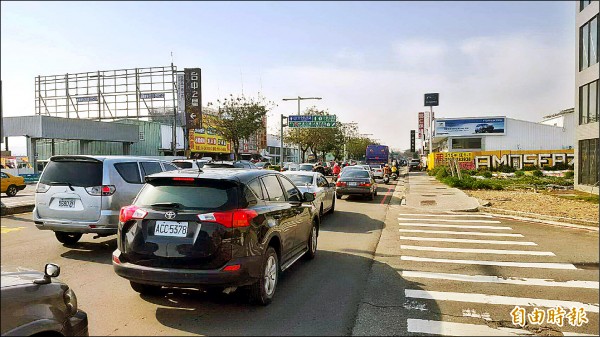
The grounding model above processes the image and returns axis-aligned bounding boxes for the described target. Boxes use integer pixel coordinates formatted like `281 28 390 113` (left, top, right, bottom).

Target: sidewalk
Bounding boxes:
1 184 36 216
352 171 482 335
402 171 480 212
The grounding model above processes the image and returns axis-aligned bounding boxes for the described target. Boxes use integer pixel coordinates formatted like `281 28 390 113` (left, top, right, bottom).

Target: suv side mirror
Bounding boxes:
34 263 60 285
303 192 315 202
329 182 336 188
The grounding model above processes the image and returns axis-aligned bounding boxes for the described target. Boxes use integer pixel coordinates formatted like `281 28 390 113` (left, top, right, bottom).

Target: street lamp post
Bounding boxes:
282 96 322 163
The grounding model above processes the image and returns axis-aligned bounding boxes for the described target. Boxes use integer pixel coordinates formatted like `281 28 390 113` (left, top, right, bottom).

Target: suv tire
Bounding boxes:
54 232 82 245
249 246 278 305
130 281 162 295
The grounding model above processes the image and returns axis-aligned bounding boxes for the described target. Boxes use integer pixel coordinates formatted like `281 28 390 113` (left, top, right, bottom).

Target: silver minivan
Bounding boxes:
33 155 179 244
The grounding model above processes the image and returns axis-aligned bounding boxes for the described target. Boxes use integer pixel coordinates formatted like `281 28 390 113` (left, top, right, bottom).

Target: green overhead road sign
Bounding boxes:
288 115 336 123
288 121 337 128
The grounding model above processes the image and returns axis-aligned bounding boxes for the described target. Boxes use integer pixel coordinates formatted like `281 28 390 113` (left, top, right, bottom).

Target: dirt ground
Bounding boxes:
465 189 599 226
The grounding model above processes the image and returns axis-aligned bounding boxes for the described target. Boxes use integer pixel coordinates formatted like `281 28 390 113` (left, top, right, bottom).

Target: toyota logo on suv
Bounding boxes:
164 211 176 219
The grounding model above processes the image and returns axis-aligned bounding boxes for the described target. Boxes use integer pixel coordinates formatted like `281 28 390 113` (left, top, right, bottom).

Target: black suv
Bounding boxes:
112 168 318 305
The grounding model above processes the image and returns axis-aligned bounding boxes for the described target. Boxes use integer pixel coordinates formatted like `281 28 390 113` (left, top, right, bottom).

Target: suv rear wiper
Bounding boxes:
150 202 184 209
43 181 75 191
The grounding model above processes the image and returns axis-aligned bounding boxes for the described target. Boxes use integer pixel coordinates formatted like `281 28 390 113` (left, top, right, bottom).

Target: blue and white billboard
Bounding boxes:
434 117 506 137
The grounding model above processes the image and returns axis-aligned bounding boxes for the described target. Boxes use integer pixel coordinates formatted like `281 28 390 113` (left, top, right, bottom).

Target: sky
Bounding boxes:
1 1 576 155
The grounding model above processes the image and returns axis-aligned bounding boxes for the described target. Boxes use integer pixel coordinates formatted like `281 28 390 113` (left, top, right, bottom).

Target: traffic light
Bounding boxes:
410 130 415 152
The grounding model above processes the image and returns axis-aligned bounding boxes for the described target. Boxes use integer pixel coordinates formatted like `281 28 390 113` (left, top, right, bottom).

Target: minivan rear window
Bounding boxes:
40 160 103 187
135 180 238 211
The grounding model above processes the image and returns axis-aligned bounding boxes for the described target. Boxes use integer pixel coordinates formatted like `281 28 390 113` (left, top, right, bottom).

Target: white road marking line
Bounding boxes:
399 223 512 230
562 333 598 336
399 229 523 237
401 256 577 270
407 319 533 336
399 218 501 223
400 236 537 246
405 289 599 313
401 270 598 289
400 245 554 256
399 213 494 218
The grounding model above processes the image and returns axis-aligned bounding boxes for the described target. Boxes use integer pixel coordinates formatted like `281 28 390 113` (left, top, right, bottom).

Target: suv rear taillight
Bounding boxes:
119 205 148 222
198 209 258 228
85 185 116 196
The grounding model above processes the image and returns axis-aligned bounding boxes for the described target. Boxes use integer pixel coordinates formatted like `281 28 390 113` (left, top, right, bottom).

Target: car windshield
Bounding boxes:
341 170 370 179
299 164 313 171
286 174 314 185
369 165 381 169
256 162 267 167
172 161 193 169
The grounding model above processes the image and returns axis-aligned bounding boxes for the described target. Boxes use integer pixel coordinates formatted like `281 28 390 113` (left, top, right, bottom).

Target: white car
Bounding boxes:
283 171 336 219
368 164 384 179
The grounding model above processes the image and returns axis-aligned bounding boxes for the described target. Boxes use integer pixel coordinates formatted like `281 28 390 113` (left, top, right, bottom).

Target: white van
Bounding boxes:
33 155 179 244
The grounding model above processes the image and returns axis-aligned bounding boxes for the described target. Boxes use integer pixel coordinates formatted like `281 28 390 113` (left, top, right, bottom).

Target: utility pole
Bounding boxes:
171 62 177 155
282 96 322 163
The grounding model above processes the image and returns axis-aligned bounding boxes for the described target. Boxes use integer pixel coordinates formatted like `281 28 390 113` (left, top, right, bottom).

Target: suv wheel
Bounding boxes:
249 246 279 305
305 222 318 260
6 185 18 197
130 281 162 295
54 232 82 245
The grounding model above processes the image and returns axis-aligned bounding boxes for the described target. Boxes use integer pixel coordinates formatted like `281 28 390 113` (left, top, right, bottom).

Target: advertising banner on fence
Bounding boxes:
431 149 575 170
434 117 506 137
188 115 230 153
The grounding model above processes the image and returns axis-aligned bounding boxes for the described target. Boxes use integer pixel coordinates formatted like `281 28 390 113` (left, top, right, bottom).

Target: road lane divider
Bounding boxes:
404 289 599 313
399 213 494 218
398 223 512 230
399 229 523 237
398 218 501 223
400 245 555 256
400 236 537 246
400 270 599 289
401 256 577 270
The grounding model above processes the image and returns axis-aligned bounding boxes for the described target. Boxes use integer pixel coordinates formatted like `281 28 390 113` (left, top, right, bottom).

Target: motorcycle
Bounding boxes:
391 172 398 180
382 174 390 184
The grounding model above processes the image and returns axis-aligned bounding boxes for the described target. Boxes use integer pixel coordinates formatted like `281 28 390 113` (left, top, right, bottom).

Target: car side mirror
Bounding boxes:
34 263 60 285
303 192 315 202
329 182 335 188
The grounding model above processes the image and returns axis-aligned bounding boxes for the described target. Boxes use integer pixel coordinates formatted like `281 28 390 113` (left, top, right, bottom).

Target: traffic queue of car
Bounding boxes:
1 155 396 335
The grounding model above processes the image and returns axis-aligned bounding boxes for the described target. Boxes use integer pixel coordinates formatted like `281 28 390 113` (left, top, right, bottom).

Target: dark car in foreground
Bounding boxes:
112 169 319 305
1 263 88 336
335 169 377 200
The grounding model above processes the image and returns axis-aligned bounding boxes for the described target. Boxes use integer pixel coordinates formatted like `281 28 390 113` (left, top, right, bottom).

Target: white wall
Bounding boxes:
484 118 574 151
160 125 185 150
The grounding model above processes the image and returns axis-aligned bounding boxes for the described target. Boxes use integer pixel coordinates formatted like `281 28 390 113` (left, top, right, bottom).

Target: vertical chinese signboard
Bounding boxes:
418 112 425 139
184 68 202 129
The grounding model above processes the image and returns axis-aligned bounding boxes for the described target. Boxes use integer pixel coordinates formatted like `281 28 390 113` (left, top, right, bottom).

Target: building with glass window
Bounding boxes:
575 0 599 194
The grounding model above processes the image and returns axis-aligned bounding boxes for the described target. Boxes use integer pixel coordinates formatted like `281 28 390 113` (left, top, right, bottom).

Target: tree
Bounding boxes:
206 95 274 160
346 136 376 161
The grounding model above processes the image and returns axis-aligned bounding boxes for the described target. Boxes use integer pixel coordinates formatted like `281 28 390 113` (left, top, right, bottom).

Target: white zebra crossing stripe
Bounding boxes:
399 229 523 237
407 319 533 336
400 270 599 289
399 213 494 218
399 218 501 223
405 289 599 313
400 245 555 256
401 256 577 270
399 223 512 230
400 236 537 246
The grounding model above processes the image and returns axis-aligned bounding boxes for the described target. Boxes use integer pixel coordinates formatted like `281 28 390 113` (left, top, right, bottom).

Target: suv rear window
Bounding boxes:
40 160 102 187
135 179 238 211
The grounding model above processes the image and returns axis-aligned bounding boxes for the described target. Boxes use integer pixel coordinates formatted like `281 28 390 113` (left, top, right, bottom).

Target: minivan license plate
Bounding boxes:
58 199 76 208
155 221 189 237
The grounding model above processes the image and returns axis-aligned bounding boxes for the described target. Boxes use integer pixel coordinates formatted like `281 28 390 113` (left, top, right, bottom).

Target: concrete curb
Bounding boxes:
1 205 35 216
